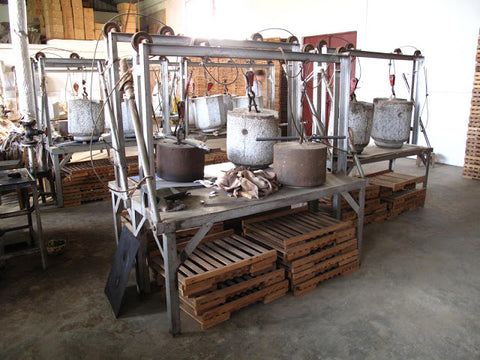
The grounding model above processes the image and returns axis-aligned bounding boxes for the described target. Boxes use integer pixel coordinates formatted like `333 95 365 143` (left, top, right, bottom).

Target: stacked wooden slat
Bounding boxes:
150 229 288 329
42 0 65 40
117 2 137 33
83 7 96 40
242 208 359 296
338 184 388 225
61 157 138 207
368 171 426 219
463 31 480 180
60 0 74 39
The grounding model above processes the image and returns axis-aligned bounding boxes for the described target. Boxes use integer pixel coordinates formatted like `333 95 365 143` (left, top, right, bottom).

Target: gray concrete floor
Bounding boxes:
0 159 479 360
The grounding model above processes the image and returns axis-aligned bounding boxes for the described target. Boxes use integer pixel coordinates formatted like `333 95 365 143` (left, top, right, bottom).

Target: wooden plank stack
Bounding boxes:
337 171 426 224
150 229 288 329
117 2 137 33
242 208 359 296
27 0 125 40
463 30 480 180
368 171 426 219
42 0 65 40
61 157 139 207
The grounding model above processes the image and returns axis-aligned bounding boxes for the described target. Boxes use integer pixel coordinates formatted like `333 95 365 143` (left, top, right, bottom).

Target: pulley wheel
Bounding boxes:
102 22 121 36
35 51 45 60
70 52 80 59
287 35 299 44
302 43 315 53
131 31 153 52
158 25 175 36
251 33 263 41
316 39 328 52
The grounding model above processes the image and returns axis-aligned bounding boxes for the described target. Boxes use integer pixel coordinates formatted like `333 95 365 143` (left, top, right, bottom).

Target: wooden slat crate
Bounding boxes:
181 276 289 330
181 268 286 316
242 209 359 296
150 230 286 329
367 171 425 192
383 188 427 219
463 30 480 180
61 157 138 207
151 230 278 297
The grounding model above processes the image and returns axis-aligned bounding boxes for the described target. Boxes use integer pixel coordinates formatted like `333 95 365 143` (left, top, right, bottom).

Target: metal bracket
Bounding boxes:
179 222 214 263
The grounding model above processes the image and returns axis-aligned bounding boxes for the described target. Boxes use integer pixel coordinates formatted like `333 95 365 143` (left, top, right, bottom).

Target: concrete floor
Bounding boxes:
0 159 479 359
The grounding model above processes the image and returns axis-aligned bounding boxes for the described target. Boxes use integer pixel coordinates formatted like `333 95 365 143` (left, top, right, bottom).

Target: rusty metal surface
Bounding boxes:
273 142 327 187
155 139 205 182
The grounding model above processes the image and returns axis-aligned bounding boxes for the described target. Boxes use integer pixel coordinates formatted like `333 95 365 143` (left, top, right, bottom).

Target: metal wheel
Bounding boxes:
158 25 175 36
251 33 263 41
131 31 153 52
102 22 121 36
302 43 315 53
287 35 299 44
316 39 328 52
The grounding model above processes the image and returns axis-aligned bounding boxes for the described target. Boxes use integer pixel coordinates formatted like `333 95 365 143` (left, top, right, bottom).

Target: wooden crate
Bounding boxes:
151 230 278 297
367 170 425 192
61 157 138 207
242 209 359 296
83 7 95 40
181 275 288 330
463 30 480 180
71 0 85 39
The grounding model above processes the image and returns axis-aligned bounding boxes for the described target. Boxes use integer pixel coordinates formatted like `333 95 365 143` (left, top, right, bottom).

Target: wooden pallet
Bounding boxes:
181 268 286 315
367 171 425 192
61 157 138 207
463 30 480 180
243 208 355 263
293 260 359 296
151 231 278 297
383 188 427 219
205 148 228 165
181 278 289 330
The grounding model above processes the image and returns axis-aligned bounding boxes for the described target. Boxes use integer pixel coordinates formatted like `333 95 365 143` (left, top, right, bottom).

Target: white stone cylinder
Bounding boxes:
348 101 374 153
371 98 413 149
227 108 279 168
68 99 105 141
192 94 225 132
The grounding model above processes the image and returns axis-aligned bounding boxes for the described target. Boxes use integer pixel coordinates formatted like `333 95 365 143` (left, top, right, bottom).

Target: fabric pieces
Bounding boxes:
215 166 280 199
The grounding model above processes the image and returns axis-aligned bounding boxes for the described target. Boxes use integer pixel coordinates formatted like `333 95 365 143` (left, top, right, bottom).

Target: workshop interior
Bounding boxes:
0 0 479 358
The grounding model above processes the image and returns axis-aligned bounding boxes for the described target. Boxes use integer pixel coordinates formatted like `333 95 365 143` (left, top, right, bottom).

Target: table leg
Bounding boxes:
423 152 431 188
389 159 395 172
31 184 47 270
357 185 365 263
163 230 181 335
135 226 151 294
52 154 63 207
111 192 123 245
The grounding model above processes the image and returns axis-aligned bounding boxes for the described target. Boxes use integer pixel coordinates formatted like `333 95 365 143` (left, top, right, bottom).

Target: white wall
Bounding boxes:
167 0 480 166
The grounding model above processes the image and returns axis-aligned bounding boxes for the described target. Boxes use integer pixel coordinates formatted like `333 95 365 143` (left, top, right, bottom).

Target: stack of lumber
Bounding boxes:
204 147 228 165
242 208 359 296
337 171 426 223
42 0 65 40
117 2 137 33
368 171 426 219
463 30 480 180
61 157 138 207
150 229 288 329
338 184 388 225
26 0 122 40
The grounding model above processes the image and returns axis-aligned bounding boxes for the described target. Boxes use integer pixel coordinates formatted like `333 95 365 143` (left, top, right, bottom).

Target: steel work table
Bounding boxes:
347 144 434 186
0 168 47 269
111 172 366 335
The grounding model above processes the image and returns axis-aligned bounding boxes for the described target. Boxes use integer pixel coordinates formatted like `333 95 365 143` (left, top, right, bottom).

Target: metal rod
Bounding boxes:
120 58 160 224
157 134 211 152
256 135 346 141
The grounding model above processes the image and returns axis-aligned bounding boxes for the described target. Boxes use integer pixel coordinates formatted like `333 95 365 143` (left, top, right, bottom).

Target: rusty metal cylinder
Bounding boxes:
273 142 327 187
227 108 279 168
155 139 205 182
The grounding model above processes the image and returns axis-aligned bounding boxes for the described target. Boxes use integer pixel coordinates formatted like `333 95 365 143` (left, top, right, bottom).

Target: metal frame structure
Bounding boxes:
104 31 364 335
